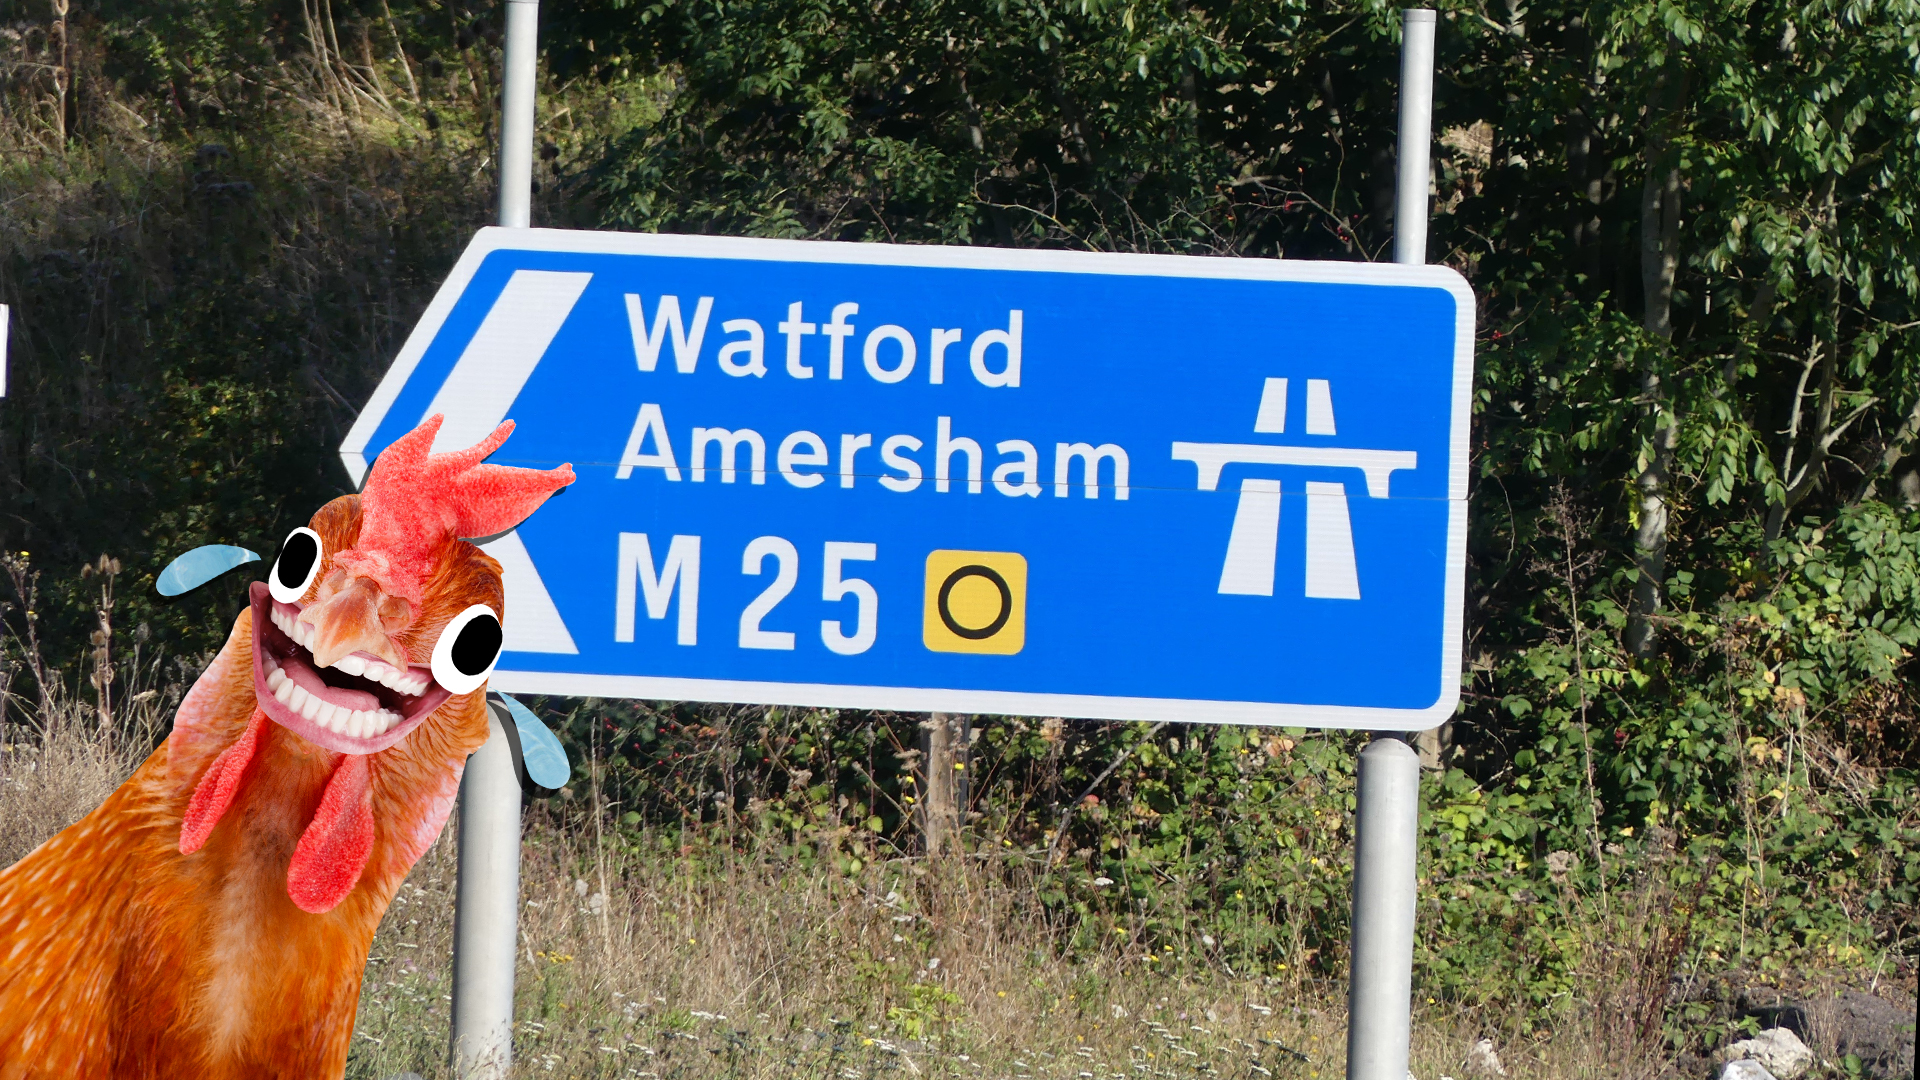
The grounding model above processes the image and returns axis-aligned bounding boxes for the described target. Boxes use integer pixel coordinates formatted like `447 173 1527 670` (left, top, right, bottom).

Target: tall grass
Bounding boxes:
0 547 1910 1080
0 646 1910 1080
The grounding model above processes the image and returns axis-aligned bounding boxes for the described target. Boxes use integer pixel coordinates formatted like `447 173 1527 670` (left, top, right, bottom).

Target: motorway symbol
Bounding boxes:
343 228 1474 729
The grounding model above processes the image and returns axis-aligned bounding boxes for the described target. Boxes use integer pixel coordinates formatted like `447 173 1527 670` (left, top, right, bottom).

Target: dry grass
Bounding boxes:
0 708 1543 1080
0 706 1908 1080
0 708 138 868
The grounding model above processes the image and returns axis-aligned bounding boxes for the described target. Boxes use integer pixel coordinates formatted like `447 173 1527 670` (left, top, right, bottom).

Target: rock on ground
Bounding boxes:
1722 1027 1812 1080
1740 986 1916 1080
1466 1036 1507 1077
1719 1060 1779 1080
1809 991 1916 1080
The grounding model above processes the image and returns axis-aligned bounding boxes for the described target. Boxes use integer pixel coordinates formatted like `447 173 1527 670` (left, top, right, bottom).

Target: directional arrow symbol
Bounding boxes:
342 266 591 656
423 270 592 454
481 532 579 654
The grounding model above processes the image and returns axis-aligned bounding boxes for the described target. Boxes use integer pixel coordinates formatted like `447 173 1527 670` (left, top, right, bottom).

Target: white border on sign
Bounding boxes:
343 227 1476 732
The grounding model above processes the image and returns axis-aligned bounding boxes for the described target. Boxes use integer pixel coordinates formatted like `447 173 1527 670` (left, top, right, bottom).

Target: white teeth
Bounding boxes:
274 679 296 704
299 692 323 722
334 655 367 677
267 668 287 691
319 702 343 731
355 663 428 697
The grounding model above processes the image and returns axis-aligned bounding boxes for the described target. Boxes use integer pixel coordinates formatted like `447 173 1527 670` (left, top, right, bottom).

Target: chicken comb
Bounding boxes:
335 414 574 606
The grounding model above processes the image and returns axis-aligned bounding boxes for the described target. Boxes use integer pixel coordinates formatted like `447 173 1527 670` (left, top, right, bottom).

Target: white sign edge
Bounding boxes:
348 226 1477 730
488 663 1461 732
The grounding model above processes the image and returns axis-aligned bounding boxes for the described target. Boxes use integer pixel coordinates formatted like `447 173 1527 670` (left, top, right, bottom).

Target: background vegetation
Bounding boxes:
1 0 1917 1075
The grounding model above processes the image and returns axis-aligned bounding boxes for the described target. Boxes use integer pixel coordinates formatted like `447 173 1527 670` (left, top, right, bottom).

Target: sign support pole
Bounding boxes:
1346 10 1434 1080
450 2 538 1076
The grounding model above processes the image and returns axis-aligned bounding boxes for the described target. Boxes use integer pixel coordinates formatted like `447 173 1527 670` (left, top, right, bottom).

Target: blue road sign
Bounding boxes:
343 229 1474 729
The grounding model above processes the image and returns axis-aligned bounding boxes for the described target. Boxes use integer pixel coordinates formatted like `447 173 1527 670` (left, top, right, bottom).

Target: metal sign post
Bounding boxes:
449 1 539 1076
1347 11 1437 1080
450 706 523 1076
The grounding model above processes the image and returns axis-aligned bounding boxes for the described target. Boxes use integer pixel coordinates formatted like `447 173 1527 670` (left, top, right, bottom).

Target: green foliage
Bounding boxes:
591 0 1412 253
578 0 1920 1019
0 0 1915 1042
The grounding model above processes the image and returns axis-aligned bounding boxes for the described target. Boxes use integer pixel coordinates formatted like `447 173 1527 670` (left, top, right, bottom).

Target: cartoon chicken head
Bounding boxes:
178 413 573 914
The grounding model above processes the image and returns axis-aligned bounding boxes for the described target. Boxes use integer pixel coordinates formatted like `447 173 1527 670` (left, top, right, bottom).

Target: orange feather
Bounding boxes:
0 419 572 1078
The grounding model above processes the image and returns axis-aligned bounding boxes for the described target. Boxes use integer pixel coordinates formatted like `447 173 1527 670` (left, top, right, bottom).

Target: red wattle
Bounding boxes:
286 752 375 914
179 709 268 855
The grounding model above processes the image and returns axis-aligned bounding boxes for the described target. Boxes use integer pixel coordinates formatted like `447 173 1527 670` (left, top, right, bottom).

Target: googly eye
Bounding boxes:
431 604 503 695
269 527 324 605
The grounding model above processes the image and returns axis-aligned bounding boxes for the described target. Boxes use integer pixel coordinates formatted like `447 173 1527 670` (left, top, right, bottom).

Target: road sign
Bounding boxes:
343 228 1474 729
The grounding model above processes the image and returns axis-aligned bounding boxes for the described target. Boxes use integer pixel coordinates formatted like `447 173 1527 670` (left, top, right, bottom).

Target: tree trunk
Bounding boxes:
1856 392 1920 504
918 713 968 858
1765 183 1850 541
379 0 421 104
1625 132 1682 659
50 0 70 141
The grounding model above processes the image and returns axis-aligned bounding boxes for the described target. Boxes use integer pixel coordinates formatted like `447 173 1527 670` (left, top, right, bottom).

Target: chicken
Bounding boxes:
0 415 572 1079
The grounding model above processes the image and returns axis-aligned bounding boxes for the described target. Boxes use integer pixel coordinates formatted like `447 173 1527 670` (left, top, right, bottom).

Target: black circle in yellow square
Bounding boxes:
923 550 1027 655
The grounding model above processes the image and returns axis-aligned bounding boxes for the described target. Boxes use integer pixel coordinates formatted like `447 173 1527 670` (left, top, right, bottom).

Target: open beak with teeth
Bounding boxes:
248 580 451 755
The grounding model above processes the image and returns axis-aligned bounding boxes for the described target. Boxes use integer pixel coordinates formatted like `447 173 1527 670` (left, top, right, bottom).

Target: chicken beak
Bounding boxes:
298 574 408 671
